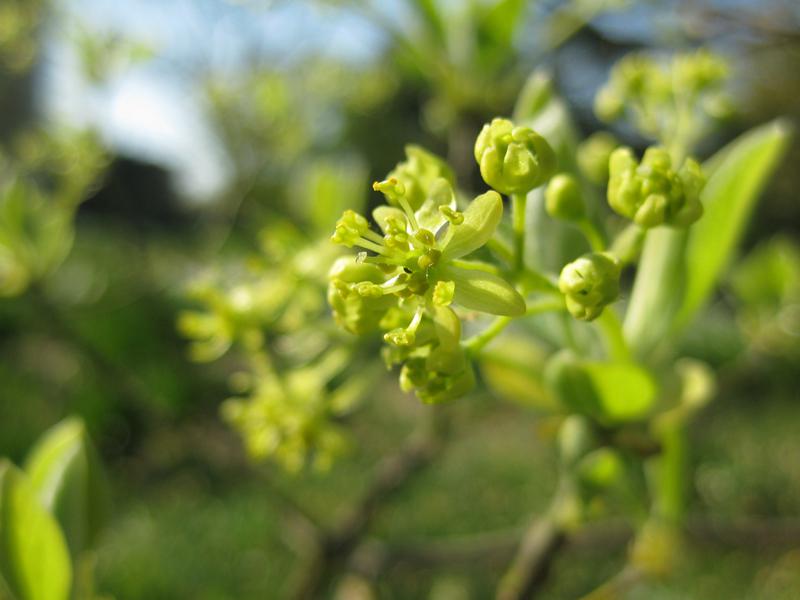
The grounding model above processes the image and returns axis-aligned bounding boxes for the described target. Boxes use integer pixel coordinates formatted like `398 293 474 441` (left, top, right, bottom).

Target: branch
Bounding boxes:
347 517 800 587
496 515 566 600
285 408 449 600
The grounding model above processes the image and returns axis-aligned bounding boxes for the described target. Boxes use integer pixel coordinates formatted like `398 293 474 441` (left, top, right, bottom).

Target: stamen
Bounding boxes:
363 228 385 244
398 196 419 231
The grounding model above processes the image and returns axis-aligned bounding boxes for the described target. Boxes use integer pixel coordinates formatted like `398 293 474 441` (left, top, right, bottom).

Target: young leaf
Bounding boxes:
25 418 110 560
673 119 793 330
479 335 559 411
545 352 657 423
0 460 72 600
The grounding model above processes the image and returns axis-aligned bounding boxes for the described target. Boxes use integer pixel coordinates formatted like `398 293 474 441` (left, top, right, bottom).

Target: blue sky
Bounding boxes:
41 0 389 199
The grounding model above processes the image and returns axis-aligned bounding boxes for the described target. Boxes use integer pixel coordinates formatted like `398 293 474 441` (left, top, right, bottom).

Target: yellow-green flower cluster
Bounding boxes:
221 349 366 472
607 147 704 228
329 146 526 402
595 49 730 142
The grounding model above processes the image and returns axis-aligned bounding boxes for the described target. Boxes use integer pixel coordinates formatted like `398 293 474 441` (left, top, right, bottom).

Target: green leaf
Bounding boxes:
545 352 657 423
296 159 367 236
582 360 657 421
674 119 793 330
409 0 447 44
0 460 72 600
479 335 559 411
25 418 110 560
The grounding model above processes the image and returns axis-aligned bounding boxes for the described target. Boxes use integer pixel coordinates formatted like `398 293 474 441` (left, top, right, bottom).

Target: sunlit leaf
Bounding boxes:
545 352 657 423
0 460 72 600
479 335 558 411
25 418 110 559
674 119 793 330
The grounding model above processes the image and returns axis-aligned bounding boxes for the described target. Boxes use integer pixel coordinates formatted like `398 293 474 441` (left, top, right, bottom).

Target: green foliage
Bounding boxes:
730 235 800 359
0 460 72 600
0 129 107 297
675 119 793 331
25 418 110 560
544 352 656 423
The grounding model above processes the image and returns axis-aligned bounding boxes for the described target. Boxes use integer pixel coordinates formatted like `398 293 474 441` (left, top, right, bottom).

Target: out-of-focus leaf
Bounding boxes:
474 0 526 69
479 335 558 411
410 0 447 44
25 418 110 559
582 360 657 421
0 460 72 600
545 352 657 423
731 236 800 308
674 119 792 331
295 158 367 236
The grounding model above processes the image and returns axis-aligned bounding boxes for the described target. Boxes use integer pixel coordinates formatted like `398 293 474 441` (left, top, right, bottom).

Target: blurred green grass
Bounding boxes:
90 380 800 599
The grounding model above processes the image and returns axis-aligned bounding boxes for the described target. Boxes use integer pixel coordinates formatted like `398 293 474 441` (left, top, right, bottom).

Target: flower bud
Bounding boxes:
607 147 704 228
331 210 370 247
328 257 395 335
401 358 476 404
577 132 619 184
593 86 624 123
673 49 728 95
545 173 584 221
559 252 620 321
474 118 556 195
386 145 454 210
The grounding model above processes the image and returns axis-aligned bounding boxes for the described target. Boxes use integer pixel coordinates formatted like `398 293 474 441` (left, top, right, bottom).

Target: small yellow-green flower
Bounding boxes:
385 145 454 211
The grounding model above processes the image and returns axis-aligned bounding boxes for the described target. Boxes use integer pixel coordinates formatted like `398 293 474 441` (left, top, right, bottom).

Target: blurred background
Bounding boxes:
1 0 799 598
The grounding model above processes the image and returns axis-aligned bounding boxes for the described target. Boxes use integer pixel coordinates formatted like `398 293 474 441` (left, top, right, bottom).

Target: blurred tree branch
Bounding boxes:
285 407 450 599
343 516 800 595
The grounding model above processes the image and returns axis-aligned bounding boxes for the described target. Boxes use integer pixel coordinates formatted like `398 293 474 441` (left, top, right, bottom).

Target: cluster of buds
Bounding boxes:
595 49 730 140
607 146 705 228
329 145 526 402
